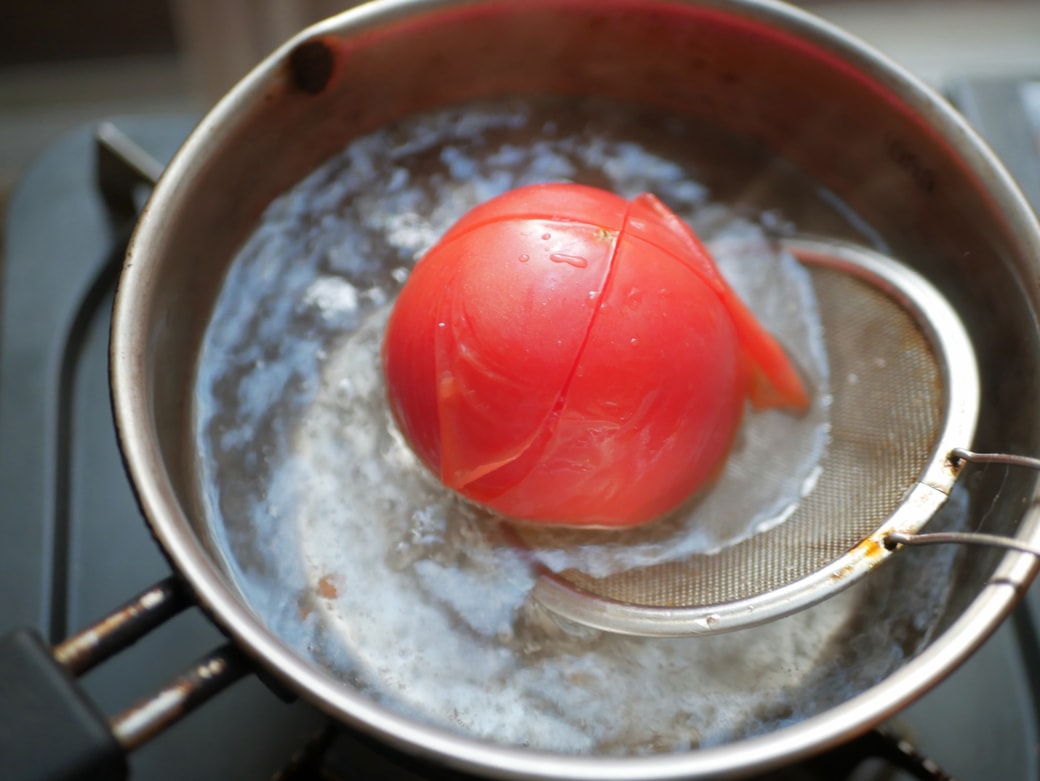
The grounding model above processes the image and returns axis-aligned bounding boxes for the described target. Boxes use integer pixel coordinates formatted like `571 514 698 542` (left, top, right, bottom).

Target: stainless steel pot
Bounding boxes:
108 0 1040 778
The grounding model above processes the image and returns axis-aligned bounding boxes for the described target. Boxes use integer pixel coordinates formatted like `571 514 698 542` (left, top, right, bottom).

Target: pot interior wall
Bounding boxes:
125 0 1040 765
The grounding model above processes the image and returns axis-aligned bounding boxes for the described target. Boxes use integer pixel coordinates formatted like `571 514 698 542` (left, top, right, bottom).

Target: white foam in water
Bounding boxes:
194 97 967 755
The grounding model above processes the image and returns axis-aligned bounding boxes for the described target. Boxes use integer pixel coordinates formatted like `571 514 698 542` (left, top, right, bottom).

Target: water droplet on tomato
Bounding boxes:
519 253 530 263
549 253 588 268
541 233 551 240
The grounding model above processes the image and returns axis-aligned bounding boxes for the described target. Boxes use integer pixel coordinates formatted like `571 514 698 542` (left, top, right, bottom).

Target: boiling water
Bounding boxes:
195 97 966 754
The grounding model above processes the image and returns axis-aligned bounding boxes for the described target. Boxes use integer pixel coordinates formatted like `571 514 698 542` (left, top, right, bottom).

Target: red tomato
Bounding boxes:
382 183 808 527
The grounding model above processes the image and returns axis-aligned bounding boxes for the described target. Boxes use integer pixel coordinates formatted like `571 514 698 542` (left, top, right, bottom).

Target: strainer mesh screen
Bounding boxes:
548 267 944 607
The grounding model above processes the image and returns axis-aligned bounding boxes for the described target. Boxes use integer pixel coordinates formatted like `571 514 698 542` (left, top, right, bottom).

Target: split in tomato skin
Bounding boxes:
382 183 809 527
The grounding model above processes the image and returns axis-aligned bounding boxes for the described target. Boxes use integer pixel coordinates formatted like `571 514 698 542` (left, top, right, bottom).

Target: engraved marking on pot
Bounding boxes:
289 38 337 95
883 132 936 193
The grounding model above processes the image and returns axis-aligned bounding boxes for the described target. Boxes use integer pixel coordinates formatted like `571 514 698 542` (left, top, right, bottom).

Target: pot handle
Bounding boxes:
0 577 250 781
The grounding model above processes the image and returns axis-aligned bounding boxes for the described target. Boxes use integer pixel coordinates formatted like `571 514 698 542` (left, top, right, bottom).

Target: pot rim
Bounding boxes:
110 0 1040 778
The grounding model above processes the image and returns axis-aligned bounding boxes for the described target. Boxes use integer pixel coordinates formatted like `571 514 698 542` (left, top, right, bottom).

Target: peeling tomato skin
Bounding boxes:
381 243 458 472
382 183 808 527
479 235 745 525
437 183 629 245
431 217 619 489
628 192 810 412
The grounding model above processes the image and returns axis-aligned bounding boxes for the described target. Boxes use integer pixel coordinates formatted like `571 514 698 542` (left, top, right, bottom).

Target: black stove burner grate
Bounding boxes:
272 724 956 781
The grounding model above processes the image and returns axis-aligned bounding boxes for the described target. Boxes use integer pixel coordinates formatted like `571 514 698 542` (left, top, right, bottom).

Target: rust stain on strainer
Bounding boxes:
831 534 890 582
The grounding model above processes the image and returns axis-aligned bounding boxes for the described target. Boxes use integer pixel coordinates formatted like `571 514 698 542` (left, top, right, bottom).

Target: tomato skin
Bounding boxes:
382 183 806 527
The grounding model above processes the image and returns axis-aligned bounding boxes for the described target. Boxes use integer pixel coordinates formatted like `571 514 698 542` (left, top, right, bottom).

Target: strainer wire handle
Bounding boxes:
888 447 1040 556
886 531 1040 558
950 447 1040 470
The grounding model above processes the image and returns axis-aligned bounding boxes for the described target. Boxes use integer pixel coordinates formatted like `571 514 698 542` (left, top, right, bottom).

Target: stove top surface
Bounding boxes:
2 79 1039 779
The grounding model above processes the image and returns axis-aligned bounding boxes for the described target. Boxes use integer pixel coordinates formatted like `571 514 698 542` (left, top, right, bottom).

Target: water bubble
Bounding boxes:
519 254 530 263
541 233 551 240
549 253 588 268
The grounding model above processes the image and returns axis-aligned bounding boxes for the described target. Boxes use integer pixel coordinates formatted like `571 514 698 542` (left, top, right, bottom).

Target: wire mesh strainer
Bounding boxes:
519 237 990 637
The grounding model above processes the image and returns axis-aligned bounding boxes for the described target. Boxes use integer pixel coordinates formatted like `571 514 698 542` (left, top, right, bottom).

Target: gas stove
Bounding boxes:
1 78 1039 779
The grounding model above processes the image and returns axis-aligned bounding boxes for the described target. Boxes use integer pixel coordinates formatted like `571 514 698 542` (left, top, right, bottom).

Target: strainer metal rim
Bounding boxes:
531 237 981 636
